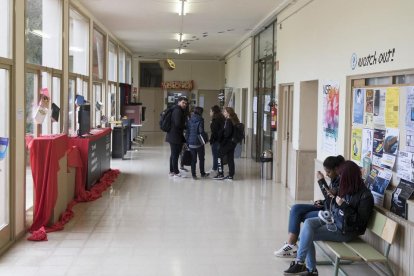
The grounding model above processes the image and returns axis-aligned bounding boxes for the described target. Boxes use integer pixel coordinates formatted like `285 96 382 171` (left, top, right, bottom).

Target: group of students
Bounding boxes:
166 96 240 180
275 155 375 275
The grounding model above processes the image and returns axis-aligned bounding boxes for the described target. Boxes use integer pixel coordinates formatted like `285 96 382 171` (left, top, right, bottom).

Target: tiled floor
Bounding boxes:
0 133 382 275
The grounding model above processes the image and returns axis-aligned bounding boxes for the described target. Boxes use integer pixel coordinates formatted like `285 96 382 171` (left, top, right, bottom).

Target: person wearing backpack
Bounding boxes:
185 106 209 179
213 107 240 181
166 96 189 177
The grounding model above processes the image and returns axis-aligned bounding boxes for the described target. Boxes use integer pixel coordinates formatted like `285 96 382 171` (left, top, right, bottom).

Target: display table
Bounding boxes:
68 128 111 190
28 134 69 232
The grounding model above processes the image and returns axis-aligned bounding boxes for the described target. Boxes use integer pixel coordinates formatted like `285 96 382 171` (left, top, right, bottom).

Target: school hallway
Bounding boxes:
0 133 379 276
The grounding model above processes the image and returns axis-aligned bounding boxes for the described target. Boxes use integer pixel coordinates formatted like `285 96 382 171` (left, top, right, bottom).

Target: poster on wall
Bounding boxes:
351 127 362 165
406 86 414 130
368 167 393 207
361 128 374 178
385 87 400 128
373 88 386 126
381 128 399 169
406 130 414 153
322 81 340 155
396 151 414 182
391 179 414 219
353 88 364 125
364 89 374 127
372 128 386 167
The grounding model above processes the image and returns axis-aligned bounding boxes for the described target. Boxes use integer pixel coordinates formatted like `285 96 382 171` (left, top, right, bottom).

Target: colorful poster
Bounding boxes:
369 167 393 207
385 87 399 128
381 128 399 169
406 130 414 153
322 82 340 155
353 88 364 125
396 151 414 182
351 127 362 165
406 86 414 130
372 128 386 167
391 179 414 219
373 88 386 126
364 89 374 127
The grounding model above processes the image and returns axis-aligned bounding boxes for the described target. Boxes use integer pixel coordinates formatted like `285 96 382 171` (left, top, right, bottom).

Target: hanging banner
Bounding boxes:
322 81 340 155
353 88 364 125
364 89 374 127
351 127 362 165
385 87 399 128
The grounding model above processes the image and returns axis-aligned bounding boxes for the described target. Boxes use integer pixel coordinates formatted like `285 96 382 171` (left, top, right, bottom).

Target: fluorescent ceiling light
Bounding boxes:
30 29 50 39
70 46 84 53
177 0 187 15
175 49 183 55
176 33 184 42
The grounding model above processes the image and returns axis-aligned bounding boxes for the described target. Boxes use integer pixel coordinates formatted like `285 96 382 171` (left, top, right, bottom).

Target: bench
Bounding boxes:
316 209 398 276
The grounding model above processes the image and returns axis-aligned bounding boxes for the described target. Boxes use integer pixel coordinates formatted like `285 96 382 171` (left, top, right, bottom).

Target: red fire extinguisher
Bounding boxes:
271 103 277 131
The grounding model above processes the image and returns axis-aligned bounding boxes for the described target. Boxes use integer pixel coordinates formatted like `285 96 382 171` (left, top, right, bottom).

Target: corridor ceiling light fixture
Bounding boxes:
177 0 187 16
175 48 182 55
176 33 183 42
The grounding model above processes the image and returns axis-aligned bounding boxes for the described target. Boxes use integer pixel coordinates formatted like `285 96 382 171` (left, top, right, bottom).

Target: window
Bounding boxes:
118 47 126 83
126 55 132 84
69 8 89 75
93 28 105 80
52 76 61 134
108 41 117 82
0 0 12 58
93 83 103 127
108 83 117 120
26 0 62 69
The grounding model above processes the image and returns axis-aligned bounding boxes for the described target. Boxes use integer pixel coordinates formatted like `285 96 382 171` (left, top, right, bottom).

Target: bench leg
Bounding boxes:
385 262 394 276
334 257 340 276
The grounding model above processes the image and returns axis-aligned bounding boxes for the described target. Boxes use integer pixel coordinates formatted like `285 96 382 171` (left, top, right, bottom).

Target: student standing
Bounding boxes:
166 96 188 177
213 107 239 180
186 106 209 179
209 105 225 173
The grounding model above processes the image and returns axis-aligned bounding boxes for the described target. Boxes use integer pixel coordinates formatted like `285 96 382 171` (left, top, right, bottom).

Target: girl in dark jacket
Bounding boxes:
186 106 209 179
283 161 374 275
209 105 225 172
213 107 240 180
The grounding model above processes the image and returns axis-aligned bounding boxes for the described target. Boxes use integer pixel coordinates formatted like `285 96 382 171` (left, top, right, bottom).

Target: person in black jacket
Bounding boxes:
274 155 345 258
186 106 209 179
209 105 225 172
213 107 240 180
166 96 188 177
284 161 374 275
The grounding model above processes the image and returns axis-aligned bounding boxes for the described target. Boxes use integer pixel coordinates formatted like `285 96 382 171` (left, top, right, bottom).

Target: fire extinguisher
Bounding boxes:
271 103 277 131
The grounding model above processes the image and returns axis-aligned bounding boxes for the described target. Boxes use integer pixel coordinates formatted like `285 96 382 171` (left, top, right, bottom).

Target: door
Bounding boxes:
0 67 11 248
281 85 294 188
139 88 163 132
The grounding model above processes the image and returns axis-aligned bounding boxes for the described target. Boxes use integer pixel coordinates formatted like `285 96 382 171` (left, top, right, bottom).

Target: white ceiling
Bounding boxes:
78 0 288 60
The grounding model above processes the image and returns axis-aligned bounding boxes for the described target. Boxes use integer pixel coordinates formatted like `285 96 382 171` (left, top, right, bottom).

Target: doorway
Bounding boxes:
280 85 294 188
139 88 164 132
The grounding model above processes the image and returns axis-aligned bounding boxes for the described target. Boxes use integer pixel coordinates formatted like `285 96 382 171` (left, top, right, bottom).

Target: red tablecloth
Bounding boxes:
68 128 112 189
28 134 68 232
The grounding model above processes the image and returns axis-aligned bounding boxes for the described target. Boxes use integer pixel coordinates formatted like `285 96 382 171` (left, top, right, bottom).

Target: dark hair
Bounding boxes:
211 105 224 120
224 106 240 125
323 155 345 171
338 161 364 197
177 96 188 103
193 106 203 115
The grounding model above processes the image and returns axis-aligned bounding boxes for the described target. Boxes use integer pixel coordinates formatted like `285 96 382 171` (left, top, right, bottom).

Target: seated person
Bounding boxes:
283 161 374 275
274 155 345 258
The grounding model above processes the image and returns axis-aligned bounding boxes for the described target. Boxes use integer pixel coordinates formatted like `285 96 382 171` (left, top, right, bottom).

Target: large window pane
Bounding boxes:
68 78 76 135
0 0 12 58
93 83 102 127
26 0 62 69
259 25 273 58
93 29 105 80
52 76 61 134
108 42 117 82
41 71 51 135
118 48 125 83
108 83 117 119
126 55 132 84
69 8 89 75
0 69 10 229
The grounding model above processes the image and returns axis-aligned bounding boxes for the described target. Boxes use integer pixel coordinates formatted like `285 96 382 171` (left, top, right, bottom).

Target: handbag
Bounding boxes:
180 146 192 166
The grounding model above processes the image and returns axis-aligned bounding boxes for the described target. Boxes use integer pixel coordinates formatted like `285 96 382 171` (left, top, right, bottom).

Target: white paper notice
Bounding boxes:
397 151 414 181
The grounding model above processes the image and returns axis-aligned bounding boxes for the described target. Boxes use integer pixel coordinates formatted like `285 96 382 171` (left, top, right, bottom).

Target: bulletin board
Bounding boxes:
350 85 414 215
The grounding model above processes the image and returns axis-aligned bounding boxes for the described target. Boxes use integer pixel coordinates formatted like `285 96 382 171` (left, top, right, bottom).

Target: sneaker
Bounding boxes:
212 174 225 180
284 261 308 275
201 173 210 178
174 173 183 178
180 167 189 172
274 243 298 258
224 175 233 181
169 172 175 177
307 268 318 275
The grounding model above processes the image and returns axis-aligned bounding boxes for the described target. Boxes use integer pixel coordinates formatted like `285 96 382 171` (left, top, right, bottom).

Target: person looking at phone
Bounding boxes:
273 155 345 258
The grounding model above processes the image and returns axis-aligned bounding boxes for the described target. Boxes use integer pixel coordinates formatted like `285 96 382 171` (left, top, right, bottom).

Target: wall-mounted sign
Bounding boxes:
351 48 396 70
161 80 193 90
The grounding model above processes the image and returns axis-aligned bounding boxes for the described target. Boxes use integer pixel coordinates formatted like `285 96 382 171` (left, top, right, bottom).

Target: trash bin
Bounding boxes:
260 150 273 180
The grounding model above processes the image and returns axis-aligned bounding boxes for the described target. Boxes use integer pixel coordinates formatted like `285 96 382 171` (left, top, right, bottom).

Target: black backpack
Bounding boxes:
159 107 174 132
232 122 245 144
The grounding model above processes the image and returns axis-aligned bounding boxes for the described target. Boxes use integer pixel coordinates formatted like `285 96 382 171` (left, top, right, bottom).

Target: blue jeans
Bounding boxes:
211 142 220 170
288 204 321 235
296 217 358 270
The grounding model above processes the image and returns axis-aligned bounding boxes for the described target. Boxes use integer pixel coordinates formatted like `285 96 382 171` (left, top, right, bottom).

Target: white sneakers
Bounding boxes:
274 243 298 258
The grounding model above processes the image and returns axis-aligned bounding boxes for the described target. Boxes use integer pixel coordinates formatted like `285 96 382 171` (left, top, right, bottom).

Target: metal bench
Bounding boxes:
316 209 398 276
